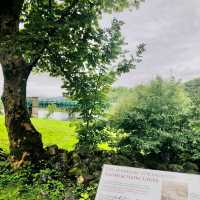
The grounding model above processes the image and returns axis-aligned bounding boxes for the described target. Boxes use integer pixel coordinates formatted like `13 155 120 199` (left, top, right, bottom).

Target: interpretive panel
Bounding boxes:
95 164 200 200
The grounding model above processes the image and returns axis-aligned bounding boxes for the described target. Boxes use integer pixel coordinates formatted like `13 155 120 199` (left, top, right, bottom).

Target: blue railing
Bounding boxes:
26 98 78 109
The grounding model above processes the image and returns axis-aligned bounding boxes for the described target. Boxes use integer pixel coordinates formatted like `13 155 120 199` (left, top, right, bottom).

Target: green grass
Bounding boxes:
0 184 32 200
0 115 78 152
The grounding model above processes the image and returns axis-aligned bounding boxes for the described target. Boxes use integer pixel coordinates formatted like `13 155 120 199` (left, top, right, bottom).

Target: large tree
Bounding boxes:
0 0 144 161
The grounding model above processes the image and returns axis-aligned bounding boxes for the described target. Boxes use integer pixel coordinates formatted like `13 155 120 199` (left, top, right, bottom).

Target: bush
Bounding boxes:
77 118 128 153
110 77 192 133
109 77 200 171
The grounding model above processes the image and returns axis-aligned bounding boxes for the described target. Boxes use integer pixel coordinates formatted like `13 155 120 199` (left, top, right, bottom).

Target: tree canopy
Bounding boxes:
2 0 145 73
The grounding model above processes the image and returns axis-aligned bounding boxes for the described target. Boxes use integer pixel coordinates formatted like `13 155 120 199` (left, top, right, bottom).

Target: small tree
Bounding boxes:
63 43 145 128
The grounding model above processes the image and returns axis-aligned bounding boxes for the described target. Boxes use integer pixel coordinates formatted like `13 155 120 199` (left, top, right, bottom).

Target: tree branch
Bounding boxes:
0 0 24 17
27 47 45 70
49 0 52 14
56 0 79 24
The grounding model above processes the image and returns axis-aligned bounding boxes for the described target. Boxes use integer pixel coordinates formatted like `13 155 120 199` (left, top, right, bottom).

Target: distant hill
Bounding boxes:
39 97 66 101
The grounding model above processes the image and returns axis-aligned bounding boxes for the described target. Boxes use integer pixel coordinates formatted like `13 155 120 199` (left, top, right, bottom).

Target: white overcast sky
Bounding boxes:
0 0 200 97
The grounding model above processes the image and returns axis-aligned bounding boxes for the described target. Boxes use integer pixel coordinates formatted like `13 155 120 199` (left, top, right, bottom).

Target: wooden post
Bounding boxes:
31 97 39 118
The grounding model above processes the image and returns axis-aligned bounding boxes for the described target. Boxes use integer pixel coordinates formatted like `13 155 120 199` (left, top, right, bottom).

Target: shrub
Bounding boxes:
109 77 200 171
110 77 192 133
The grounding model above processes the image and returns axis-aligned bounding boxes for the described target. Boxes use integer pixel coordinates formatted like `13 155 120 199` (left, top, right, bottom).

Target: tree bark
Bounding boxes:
1 59 44 161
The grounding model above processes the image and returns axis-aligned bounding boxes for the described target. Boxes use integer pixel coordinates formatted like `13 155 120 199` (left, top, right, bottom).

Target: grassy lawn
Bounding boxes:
0 115 78 153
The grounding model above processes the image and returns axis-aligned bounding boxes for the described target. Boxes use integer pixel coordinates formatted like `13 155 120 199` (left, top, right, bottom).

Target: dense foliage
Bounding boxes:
106 77 200 170
110 77 192 132
185 78 200 124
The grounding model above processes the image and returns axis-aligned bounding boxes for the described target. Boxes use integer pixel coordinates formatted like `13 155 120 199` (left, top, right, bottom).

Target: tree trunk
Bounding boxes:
0 0 44 162
1 59 44 161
